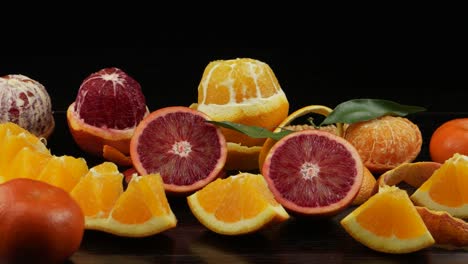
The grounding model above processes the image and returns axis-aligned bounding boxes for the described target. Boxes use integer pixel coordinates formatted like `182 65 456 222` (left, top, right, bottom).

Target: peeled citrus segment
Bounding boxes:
38 155 89 192
3 147 51 181
70 162 124 227
352 166 377 205
103 144 133 167
187 172 289 235
104 174 177 237
411 153 468 219
341 185 435 253
377 161 441 189
262 130 363 216
416 206 468 249
130 106 227 194
259 104 342 169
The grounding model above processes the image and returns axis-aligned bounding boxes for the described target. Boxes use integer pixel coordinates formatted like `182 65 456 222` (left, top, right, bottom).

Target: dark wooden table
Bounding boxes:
46 112 468 264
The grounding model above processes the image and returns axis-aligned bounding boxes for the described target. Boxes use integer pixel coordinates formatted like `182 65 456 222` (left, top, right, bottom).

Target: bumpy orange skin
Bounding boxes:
0 179 84 264
430 118 468 164
67 103 137 156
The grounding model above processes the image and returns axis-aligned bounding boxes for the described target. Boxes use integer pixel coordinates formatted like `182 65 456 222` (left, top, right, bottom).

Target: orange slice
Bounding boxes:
411 153 468 219
105 174 177 237
70 162 124 227
187 172 289 235
38 155 89 192
102 144 132 167
341 185 434 253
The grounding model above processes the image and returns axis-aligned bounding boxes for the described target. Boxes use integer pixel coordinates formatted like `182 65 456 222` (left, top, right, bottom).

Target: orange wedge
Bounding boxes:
3 147 52 181
70 162 176 237
341 185 434 253
187 172 289 235
411 153 468 219
70 162 124 228
38 155 89 192
105 173 177 237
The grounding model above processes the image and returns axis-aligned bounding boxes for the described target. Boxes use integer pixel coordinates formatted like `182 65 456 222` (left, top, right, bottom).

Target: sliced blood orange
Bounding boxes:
262 130 363 216
130 106 227 194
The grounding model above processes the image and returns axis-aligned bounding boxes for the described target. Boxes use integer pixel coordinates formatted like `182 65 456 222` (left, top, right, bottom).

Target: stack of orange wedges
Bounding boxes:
0 122 177 237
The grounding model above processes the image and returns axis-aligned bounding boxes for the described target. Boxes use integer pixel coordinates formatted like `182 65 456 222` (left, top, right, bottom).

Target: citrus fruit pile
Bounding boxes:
3 58 468 261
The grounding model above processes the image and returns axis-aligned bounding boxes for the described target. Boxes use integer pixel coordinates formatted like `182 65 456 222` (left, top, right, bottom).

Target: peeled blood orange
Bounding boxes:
130 106 227 194
262 130 363 216
67 67 149 157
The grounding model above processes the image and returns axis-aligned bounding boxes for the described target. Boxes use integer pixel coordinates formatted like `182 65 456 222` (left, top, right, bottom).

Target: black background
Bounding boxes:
1 45 466 114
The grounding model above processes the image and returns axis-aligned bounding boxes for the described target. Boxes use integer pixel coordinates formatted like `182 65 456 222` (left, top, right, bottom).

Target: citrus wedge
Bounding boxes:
411 153 468 219
38 155 89 192
187 172 289 235
70 162 124 227
105 173 177 237
341 185 434 253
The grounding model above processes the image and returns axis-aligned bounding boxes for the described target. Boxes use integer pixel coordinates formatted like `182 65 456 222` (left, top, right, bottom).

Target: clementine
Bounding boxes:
429 118 468 164
0 178 84 264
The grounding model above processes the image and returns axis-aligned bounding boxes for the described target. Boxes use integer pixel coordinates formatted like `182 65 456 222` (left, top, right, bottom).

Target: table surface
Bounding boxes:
44 111 468 264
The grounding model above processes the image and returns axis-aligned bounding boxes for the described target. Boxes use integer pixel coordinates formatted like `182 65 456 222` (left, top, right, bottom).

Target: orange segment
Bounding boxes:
187 172 289 235
102 144 132 167
0 124 50 182
352 166 377 205
411 153 468 218
3 147 51 181
341 185 434 253
38 155 89 192
104 174 177 237
70 162 123 225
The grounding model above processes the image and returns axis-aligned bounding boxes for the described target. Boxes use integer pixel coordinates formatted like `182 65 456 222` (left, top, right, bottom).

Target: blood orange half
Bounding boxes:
262 130 363 216
130 106 227 194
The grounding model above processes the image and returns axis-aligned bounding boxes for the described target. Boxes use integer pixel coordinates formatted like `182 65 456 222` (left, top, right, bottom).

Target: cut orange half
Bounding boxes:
411 153 468 219
187 172 289 235
341 185 434 254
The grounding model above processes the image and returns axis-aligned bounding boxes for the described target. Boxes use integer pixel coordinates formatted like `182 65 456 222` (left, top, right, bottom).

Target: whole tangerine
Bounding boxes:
429 118 468 164
0 178 84 264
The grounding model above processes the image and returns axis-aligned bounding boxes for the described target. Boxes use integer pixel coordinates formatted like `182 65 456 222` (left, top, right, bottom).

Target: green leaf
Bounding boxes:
206 121 293 141
321 99 426 125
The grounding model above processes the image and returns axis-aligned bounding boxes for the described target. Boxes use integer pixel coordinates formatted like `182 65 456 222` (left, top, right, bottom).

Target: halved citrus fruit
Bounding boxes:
262 130 363 216
193 58 289 171
344 115 422 174
341 185 435 253
130 106 227 194
187 172 289 235
70 162 124 227
67 67 149 157
258 104 343 169
411 153 468 219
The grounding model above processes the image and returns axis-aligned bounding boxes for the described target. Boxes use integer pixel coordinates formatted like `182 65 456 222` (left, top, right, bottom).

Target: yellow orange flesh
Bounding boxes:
187 173 289 235
104 174 177 237
38 155 88 192
70 162 123 222
4 147 51 181
341 186 434 253
411 153 468 218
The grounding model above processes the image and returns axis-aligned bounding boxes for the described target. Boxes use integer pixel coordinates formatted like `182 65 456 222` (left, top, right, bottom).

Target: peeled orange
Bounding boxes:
187 172 289 235
341 185 435 254
193 58 289 171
